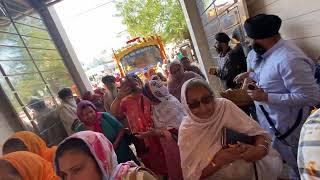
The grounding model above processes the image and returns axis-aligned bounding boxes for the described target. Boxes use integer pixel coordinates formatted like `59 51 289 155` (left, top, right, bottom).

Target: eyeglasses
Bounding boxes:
187 95 214 109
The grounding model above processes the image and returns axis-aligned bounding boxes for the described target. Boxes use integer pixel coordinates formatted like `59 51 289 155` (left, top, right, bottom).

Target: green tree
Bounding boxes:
115 0 189 43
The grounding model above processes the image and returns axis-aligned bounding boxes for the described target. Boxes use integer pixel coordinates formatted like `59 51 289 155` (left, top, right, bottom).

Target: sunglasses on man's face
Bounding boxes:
187 94 214 109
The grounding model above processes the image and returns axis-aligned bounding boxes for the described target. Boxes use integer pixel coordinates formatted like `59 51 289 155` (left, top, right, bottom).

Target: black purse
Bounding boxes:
221 128 255 148
221 128 258 180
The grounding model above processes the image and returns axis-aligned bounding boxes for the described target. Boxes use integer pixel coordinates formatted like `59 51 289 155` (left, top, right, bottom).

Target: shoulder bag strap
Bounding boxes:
259 105 303 140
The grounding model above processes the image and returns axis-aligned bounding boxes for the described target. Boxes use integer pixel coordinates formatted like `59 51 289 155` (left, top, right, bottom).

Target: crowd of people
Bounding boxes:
1 13 320 180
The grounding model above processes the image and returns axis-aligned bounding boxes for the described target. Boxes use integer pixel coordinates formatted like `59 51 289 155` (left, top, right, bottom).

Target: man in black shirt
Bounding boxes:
209 32 247 89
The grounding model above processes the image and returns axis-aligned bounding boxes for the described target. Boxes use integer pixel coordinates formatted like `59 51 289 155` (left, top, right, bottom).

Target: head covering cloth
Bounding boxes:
178 78 268 179
76 100 103 133
146 79 186 129
244 14 282 39
1 151 58 180
55 131 137 180
5 131 57 163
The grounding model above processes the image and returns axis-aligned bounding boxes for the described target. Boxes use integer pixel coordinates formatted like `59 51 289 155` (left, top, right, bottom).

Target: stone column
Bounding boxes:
179 0 223 95
47 7 93 94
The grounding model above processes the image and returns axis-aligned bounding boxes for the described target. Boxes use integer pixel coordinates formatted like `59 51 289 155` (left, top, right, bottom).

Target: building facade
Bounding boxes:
0 0 90 148
180 0 320 91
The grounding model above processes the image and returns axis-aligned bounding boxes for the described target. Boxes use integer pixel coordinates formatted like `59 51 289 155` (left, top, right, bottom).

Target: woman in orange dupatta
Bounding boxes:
2 131 57 163
0 151 58 180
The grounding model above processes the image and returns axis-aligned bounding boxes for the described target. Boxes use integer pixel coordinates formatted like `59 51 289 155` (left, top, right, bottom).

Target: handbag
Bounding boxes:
220 128 282 180
221 128 255 148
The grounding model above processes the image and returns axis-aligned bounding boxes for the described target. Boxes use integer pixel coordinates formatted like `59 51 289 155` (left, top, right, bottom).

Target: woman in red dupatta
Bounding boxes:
110 74 167 176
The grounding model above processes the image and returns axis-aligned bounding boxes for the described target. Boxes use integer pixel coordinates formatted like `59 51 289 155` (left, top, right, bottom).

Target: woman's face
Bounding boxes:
58 150 102 180
122 76 142 92
80 106 96 124
170 64 184 79
186 85 215 119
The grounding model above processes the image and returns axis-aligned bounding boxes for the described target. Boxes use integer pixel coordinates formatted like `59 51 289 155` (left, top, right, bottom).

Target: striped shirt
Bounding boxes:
298 109 320 179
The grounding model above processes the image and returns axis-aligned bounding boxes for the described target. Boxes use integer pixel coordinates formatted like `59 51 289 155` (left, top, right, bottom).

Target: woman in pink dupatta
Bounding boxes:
54 131 156 180
110 74 167 176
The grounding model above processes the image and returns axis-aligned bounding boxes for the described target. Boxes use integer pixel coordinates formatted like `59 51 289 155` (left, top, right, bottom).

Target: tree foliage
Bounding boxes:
115 0 189 43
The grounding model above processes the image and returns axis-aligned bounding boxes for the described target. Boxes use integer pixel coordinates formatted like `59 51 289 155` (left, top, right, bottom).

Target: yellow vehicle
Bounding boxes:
113 35 167 77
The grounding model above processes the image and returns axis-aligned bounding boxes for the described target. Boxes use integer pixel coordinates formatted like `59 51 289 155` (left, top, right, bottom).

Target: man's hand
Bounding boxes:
234 72 251 84
247 86 268 102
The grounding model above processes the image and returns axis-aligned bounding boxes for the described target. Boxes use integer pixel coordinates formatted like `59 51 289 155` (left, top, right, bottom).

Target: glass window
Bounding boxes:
35 59 66 72
15 84 53 106
0 0 78 137
204 18 220 37
0 32 23 46
15 23 51 39
8 72 43 90
205 4 217 23
3 0 32 15
0 74 16 102
22 36 55 49
197 0 214 14
13 13 46 29
29 49 61 60
219 7 240 30
0 17 18 34
42 70 74 94
214 0 236 15
1 60 38 75
0 46 31 60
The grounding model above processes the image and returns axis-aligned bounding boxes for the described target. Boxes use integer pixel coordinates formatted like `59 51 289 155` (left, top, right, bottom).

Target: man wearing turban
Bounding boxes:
234 14 320 179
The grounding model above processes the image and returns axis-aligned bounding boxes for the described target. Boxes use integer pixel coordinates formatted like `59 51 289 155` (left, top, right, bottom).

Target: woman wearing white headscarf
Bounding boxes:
142 78 186 180
178 78 282 180
145 77 186 129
